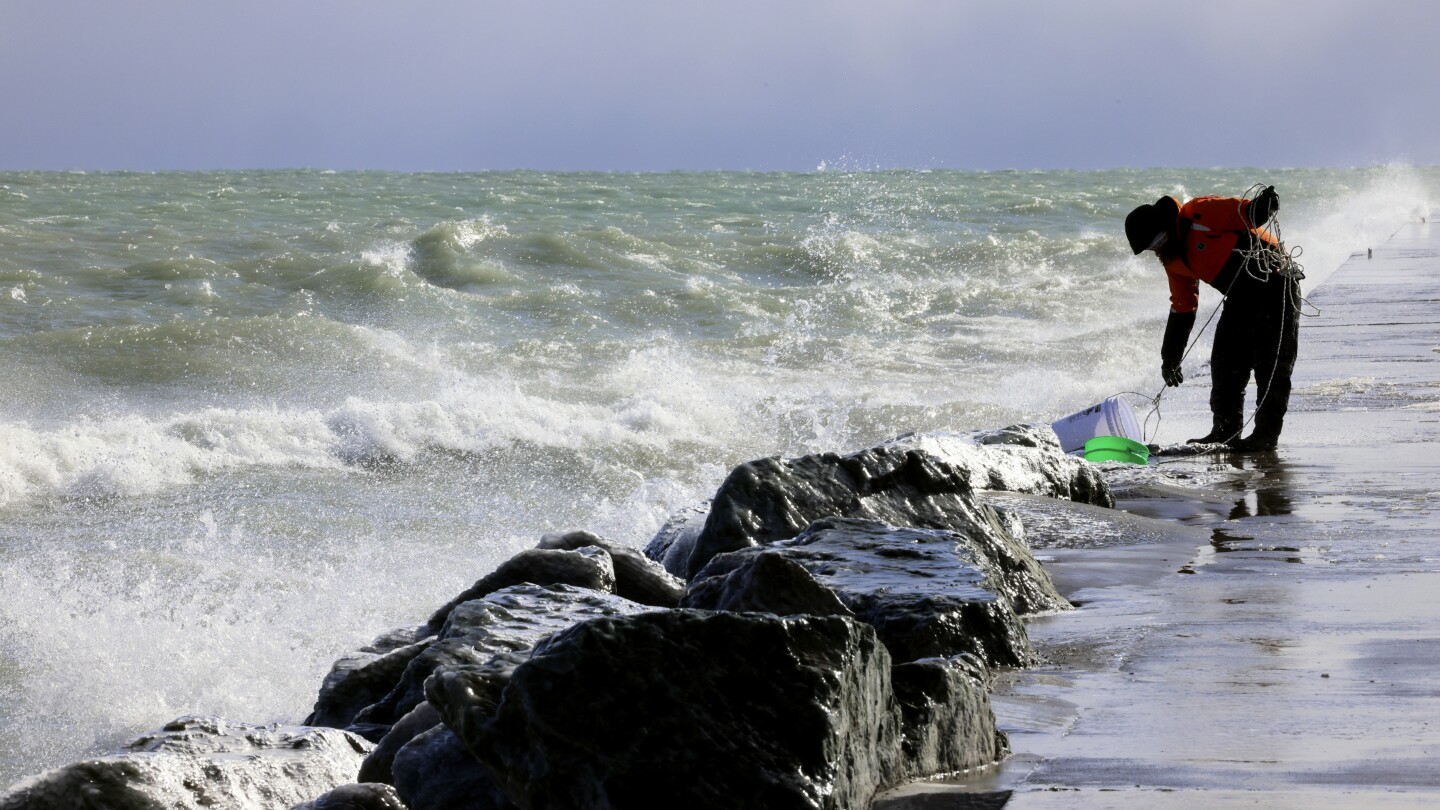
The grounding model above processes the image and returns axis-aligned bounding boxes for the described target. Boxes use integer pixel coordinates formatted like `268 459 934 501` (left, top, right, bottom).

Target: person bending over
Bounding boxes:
1124 186 1300 452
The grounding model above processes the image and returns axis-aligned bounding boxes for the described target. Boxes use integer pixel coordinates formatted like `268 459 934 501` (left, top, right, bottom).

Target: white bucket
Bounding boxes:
1051 396 1144 455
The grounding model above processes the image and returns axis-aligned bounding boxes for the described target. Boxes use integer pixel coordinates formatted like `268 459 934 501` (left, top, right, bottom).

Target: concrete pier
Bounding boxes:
882 221 1440 808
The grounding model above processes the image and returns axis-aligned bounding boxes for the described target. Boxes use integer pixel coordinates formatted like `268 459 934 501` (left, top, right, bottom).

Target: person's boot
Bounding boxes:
1227 414 1283 452
1188 421 1240 445
1227 431 1279 452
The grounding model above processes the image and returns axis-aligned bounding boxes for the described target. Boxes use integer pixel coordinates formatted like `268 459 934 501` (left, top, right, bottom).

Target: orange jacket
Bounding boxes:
1162 196 1279 313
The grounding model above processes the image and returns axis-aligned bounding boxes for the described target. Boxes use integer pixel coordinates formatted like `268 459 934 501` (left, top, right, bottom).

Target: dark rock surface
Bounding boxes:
357 701 443 785
291 782 407 810
688 517 1053 666
429 609 1011 809
643 501 709 578
685 446 999 579
678 551 854 617
359 662 521 810
352 584 654 732
307 627 435 730
0 716 370 810
391 724 514 810
429 610 909 810
662 435 1112 580
536 529 685 607
425 546 616 633
891 656 1006 778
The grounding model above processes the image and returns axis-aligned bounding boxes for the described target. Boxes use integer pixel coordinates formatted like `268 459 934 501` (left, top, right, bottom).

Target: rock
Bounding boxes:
685 446 1003 579
689 517 1049 667
370 653 527 809
682 445 1070 615
392 725 514 810
972 422 1061 449
536 530 685 607
425 546 616 633
358 702 444 785
359 653 527 810
659 430 1110 580
351 584 655 732
678 552 854 617
313 546 626 741
291 782 407 810
643 502 710 578
883 432 1114 508
429 610 912 810
891 656 1007 778
0 716 370 810
307 627 435 730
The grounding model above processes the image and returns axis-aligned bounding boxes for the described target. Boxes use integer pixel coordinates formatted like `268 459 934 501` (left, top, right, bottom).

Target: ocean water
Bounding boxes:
0 166 1435 785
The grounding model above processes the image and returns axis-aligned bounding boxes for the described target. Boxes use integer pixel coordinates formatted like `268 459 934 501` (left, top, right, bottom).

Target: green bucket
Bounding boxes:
1083 435 1149 465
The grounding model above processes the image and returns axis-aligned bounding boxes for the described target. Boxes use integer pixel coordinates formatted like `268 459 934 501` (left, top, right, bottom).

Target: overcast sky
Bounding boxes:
2 1 1437 171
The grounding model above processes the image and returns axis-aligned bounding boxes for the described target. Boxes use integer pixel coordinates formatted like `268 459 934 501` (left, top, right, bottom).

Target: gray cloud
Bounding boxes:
2 0 1436 170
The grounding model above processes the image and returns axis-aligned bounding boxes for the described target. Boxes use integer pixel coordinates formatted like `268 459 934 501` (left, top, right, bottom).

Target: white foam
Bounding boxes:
0 510 446 784
449 217 507 249
359 241 413 278
0 340 760 505
1291 165 1434 290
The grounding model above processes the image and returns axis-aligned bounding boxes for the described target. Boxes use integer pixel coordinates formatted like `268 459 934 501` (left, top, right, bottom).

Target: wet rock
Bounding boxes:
643 502 709 578
658 435 1110 580
425 546 616 633
972 422 1060 449
678 551 854 617
682 444 1068 614
684 446 1002 579
307 627 435 730
351 584 655 732
358 701 443 785
537 530 685 607
884 432 1114 508
430 610 918 810
891 656 1007 777
291 782 407 810
392 724 514 810
689 517 1051 666
0 716 370 810
360 655 526 810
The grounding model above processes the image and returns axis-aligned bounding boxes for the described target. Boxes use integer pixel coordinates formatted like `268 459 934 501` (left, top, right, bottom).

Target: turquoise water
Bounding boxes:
0 167 1435 784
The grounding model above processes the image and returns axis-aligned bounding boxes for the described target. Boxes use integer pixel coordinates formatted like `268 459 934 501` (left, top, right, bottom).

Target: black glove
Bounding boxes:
1250 185 1279 226
1162 363 1184 387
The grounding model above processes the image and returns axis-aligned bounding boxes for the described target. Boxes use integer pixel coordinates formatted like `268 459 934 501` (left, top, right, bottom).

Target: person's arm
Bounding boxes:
1186 191 1279 232
1161 309 1195 386
1246 186 1279 228
1161 259 1198 386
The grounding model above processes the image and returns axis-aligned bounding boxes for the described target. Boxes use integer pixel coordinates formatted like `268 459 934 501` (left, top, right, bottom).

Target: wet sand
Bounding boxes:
879 221 1440 808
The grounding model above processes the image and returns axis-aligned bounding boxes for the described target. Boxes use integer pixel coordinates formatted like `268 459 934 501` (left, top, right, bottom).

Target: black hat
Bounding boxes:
1124 196 1179 254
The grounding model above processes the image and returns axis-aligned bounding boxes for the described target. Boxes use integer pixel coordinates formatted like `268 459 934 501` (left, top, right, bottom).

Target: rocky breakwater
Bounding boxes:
0 427 1111 810
0 717 374 810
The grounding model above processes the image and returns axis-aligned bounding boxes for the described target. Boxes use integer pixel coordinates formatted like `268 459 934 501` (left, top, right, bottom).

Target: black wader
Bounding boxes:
1207 259 1301 445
